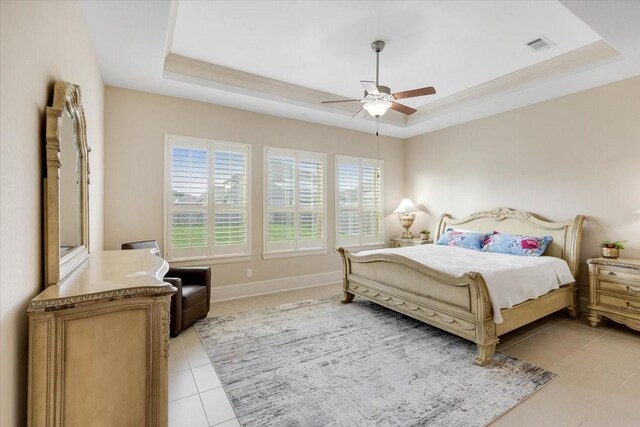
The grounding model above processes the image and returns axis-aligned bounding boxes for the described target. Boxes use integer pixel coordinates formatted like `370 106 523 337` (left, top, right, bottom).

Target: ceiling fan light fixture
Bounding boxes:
363 100 392 117
320 40 436 118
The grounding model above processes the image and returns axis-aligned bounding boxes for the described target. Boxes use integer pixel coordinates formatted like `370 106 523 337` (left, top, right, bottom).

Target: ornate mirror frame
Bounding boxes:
44 81 90 287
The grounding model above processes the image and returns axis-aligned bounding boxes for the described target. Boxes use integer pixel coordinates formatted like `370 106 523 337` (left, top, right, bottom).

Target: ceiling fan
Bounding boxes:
321 40 436 118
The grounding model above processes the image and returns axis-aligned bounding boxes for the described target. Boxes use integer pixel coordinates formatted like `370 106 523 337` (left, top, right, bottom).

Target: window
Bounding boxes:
336 155 384 247
165 135 250 261
264 147 326 256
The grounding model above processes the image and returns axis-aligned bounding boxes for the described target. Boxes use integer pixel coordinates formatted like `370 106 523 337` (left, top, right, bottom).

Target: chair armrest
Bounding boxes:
164 277 183 336
167 267 212 309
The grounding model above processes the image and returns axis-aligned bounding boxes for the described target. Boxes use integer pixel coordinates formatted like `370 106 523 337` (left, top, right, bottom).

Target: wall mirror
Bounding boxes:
44 81 90 287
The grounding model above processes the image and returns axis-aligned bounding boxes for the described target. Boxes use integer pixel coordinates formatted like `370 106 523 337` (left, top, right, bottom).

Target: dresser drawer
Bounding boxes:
596 267 640 284
598 293 640 314
597 279 640 296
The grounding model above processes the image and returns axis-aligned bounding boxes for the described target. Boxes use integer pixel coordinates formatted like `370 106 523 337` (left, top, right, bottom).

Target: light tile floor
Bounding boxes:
169 284 640 426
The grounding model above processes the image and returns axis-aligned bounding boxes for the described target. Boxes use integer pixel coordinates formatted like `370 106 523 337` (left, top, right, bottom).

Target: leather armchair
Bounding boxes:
121 240 211 336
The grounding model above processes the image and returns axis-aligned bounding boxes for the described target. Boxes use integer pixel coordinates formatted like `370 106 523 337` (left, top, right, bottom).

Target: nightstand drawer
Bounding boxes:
588 258 640 332
599 293 640 314
597 279 640 296
596 267 640 284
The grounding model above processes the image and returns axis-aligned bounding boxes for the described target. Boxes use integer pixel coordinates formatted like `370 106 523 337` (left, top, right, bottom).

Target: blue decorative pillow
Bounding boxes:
481 233 552 257
436 228 490 251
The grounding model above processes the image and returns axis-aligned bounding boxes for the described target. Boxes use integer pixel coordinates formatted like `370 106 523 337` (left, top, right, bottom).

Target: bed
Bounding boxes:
338 207 584 366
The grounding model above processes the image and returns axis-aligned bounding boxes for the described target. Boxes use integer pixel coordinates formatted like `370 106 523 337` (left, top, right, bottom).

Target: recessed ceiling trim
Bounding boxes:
409 39 621 124
165 39 620 132
163 53 407 126
163 1 179 58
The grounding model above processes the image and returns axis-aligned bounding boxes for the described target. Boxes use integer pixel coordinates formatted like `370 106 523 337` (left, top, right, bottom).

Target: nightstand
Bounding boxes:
587 257 640 331
390 237 433 248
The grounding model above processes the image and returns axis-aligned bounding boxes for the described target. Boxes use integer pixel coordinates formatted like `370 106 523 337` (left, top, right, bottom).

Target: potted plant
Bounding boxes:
420 228 430 241
601 240 626 259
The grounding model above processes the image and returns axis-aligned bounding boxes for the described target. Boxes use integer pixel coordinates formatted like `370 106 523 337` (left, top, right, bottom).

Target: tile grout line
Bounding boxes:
210 416 238 427
615 362 640 391
578 363 640 427
500 316 613 352
190 325 241 426
549 327 621 427
181 333 211 423
169 337 200 402
549 326 614 370
499 317 570 350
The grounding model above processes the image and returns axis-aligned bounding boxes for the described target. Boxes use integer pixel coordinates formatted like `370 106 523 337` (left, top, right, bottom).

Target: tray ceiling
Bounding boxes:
80 1 640 138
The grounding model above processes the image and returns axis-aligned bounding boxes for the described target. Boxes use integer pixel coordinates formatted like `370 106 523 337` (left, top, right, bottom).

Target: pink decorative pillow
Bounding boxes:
481 233 552 256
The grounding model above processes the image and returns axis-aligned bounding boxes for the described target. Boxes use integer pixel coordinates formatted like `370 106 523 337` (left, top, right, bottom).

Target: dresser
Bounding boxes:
390 237 433 247
28 249 176 427
587 257 640 331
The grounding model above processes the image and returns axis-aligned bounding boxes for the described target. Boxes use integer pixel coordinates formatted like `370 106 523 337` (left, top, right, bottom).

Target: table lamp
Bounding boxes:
393 198 418 239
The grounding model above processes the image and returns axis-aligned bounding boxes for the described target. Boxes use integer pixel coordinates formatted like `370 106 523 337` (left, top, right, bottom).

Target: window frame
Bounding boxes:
164 134 252 262
335 155 385 248
263 146 327 259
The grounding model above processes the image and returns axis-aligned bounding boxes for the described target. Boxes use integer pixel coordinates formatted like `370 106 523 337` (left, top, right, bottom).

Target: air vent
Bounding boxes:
526 36 555 51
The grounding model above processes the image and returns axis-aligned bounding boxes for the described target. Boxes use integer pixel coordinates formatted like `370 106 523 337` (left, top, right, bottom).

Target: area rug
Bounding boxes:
194 297 556 426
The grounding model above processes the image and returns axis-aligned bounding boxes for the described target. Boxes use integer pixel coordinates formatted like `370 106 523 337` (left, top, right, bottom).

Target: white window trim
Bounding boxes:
164 134 252 262
263 146 327 257
262 248 328 260
335 155 385 249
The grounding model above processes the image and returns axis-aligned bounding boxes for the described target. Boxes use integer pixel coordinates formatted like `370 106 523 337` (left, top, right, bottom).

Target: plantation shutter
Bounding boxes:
265 147 326 254
337 161 360 246
297 153 325 249
166 136 251 261
266 150 296 252
336 156 384 247
212 143 249 256
168 142 209 259
361 163 382 240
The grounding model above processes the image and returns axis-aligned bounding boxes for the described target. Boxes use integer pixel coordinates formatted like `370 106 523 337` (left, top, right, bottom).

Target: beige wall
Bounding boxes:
2 5 637 422
104 87 405 286
0 2 104 425
405 76 640 295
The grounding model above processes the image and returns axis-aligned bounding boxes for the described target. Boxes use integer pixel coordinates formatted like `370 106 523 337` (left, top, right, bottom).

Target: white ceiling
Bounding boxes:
171 1 601 108
80 1 640 138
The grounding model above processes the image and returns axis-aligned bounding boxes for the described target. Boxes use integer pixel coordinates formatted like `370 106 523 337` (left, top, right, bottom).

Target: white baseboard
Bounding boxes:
211 270 342 302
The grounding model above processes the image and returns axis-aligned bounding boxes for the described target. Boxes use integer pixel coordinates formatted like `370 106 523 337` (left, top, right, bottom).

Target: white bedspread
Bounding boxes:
357 244 575 323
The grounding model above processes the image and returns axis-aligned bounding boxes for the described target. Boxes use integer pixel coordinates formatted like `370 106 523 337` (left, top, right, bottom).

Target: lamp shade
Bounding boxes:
393 198 418 213
636 209 640 214
363 100 392 117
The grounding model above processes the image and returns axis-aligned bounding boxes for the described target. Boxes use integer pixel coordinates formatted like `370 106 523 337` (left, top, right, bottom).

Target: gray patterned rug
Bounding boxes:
194 297 556 426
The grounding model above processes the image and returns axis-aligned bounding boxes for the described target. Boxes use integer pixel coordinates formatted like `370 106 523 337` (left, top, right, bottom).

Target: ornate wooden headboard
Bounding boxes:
435 208 585 277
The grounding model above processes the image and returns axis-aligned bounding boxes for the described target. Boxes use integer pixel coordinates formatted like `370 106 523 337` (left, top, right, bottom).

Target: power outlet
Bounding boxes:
246 268 253 278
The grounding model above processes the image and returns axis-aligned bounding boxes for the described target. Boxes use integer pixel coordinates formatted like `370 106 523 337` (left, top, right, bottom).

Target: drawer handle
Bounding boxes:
628 286 640 294
608 271 616 276
627 302 640 309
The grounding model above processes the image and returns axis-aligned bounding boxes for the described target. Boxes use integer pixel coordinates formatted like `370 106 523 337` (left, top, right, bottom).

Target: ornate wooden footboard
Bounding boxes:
338 207 584 366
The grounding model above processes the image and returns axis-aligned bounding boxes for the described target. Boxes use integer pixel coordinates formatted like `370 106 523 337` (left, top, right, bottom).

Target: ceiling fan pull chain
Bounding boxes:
376 117 381 179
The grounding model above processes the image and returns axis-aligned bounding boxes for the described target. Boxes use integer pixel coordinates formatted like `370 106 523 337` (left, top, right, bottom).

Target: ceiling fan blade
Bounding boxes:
392 86 436 100
360 80 379 95
390 102 417 115
351 108 366 119
321 99 361 104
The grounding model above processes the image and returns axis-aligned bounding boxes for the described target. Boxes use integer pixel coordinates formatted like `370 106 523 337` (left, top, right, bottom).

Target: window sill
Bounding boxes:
262 249 328 260
167 254 252 266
